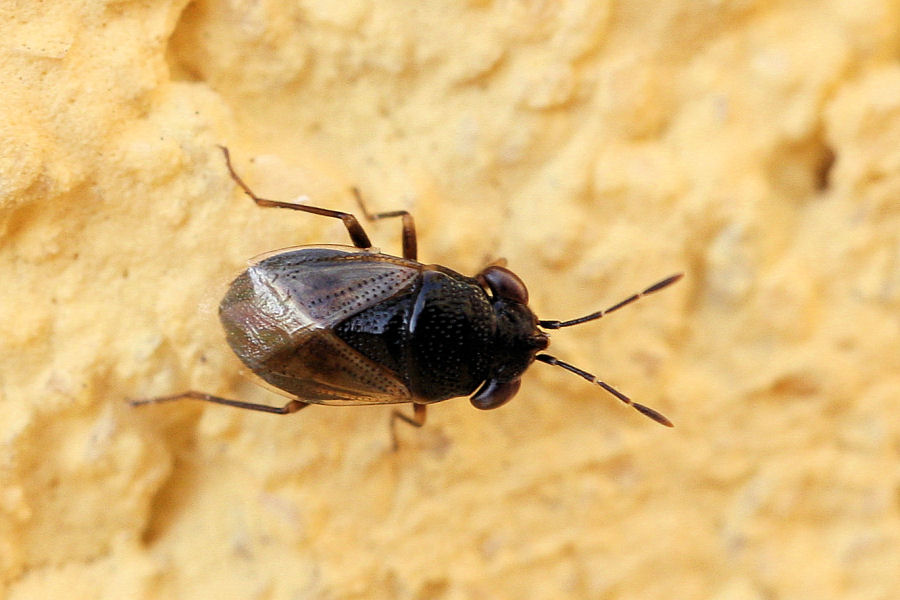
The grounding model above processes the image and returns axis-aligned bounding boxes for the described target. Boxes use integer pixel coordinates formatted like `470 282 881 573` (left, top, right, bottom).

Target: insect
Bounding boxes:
131 146 681 447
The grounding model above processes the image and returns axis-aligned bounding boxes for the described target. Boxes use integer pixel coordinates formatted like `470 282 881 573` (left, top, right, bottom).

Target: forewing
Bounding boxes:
254 328 411 405
248 248 421 331
220 247 420 404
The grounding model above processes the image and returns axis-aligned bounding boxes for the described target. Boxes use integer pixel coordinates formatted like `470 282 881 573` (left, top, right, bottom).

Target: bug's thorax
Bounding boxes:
395 266 547 404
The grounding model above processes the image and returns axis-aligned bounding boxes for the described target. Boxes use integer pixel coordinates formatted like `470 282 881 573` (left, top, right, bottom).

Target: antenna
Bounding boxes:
536 273 683 426
535 354 673 426
539 273 682 329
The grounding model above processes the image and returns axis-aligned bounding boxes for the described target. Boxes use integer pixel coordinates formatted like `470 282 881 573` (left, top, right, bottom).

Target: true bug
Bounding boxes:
131 147 681 446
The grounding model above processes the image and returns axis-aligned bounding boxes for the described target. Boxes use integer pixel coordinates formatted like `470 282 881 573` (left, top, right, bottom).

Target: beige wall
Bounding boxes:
2 1 899 598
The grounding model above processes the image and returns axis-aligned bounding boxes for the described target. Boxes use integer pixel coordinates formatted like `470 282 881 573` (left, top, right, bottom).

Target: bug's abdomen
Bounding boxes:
218 248 420 404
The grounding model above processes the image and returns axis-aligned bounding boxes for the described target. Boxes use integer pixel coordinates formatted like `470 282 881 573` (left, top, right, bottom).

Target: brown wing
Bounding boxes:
220 247 421 404
251 328 411 405
246 246 421 328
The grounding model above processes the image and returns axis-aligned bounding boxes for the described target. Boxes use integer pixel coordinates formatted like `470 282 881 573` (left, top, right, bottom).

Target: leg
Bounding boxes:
390 403 427 450
351 187 417 260
129 390 309 415
220 146 373 249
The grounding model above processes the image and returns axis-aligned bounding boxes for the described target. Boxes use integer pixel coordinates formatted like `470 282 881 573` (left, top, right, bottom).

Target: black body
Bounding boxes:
219 247 549 408
131 147 677 447
335 267 497 402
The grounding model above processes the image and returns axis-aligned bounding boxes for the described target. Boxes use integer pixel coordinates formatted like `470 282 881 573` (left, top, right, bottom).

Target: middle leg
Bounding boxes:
351 187 417 260
390 403 427 450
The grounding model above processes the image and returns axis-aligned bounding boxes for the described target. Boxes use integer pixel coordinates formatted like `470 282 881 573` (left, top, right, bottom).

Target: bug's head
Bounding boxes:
471 265 548 411
473 266 682 428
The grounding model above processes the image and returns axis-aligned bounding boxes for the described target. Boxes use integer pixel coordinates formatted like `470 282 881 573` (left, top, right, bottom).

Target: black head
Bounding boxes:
471 265 548 410
470 265 682 428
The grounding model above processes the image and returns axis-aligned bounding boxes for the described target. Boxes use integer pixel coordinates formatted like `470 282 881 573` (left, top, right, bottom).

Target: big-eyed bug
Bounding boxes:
131 147 681 447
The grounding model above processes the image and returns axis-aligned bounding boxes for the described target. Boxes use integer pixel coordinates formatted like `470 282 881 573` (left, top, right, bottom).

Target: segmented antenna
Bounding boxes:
539 273 682 329
535 273 682 426
535 354 673 426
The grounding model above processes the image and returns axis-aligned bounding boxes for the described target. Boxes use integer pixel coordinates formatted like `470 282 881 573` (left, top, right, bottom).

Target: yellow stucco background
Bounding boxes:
2 1 900 598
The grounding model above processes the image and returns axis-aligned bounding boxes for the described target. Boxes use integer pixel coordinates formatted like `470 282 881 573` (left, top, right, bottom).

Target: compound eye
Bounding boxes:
470 378 522 410
478 265 529 304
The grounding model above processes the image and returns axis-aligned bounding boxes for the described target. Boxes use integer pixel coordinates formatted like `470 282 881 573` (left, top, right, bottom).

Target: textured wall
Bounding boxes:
2 1 899 598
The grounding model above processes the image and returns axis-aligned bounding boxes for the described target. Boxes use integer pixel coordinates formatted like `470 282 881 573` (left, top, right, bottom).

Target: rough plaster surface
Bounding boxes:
1 1 899 598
